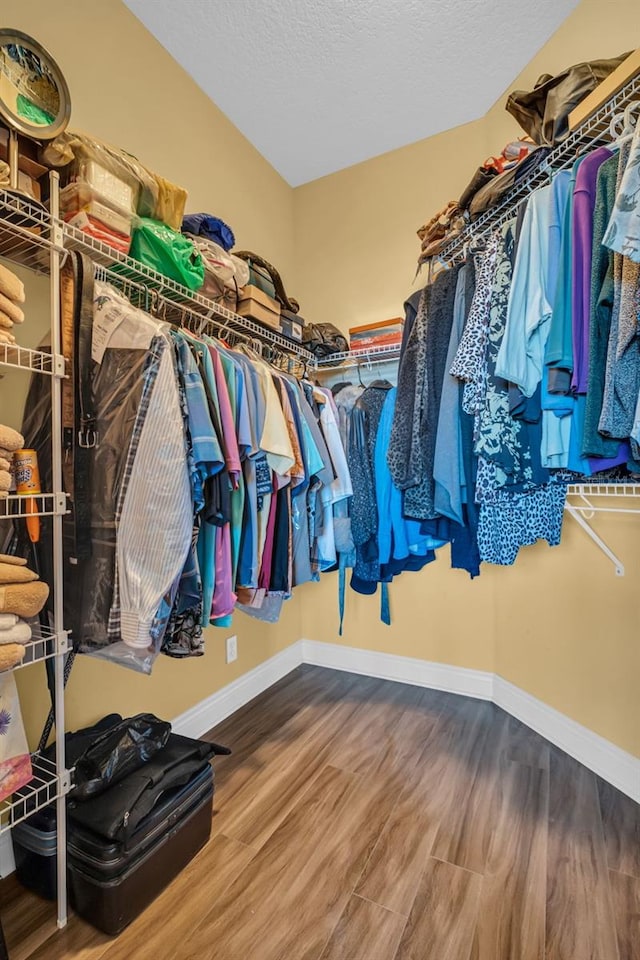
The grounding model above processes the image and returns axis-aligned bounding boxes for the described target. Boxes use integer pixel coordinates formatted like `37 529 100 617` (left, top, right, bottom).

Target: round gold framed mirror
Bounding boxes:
0 29 70 141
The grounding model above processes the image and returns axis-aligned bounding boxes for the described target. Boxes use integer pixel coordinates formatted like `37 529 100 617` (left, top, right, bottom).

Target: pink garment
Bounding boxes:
210 525 236 620
258 478 278 590
207 344 241 482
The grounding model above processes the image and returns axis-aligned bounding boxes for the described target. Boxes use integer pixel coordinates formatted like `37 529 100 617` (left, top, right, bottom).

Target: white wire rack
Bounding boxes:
9 626 70 672
0 492 68 519
316 341 403 369
0 173 71 930
566 481 640 508
0 186 316 363
61 218 318 363
0 342 64 376
435 72 640 265
564 483 640 576
0 190 57 274
0 755 65 835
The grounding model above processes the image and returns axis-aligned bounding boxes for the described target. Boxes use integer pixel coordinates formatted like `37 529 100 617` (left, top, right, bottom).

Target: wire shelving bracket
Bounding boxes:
564 483 640 576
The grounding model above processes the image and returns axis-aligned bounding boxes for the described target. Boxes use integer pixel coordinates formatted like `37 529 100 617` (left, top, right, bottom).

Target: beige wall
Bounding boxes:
2 0 638 757
295 0 640 758
3 0 302 745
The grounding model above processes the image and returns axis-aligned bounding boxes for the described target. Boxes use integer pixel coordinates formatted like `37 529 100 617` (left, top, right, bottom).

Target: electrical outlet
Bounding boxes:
226 635 238 664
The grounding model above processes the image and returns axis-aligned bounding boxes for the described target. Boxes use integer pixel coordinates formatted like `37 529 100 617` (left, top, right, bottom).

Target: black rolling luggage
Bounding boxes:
67 761 214 934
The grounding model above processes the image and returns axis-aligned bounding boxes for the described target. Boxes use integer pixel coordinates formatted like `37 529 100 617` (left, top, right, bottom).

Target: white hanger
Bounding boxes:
612 101 640 147
609 111 626 140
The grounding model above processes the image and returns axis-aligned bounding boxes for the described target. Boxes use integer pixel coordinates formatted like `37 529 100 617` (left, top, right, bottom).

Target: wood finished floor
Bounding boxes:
1 664 638 960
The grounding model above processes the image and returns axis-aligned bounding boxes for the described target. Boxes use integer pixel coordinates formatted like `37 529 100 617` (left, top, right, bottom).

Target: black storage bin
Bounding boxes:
12 805 57 901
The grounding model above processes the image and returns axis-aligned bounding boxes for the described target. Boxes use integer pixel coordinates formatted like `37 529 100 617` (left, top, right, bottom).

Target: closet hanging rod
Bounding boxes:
94 264 310 374
94 264 252 344
434 69 640 266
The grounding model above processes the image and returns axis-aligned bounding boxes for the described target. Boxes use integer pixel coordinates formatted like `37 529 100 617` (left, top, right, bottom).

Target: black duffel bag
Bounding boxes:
71 713 172 800
43 712 172 801
67 733 230 846
302 322 348 359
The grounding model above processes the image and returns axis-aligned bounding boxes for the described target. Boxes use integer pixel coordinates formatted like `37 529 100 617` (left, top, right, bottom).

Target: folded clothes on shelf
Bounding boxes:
0 262 25 303
0 263 27 346
0 561 38 583
182 212 235 251
0 619 32 644
0 644 25 670
0 425 24 451
65 211 131 254
0 581 49 619
0 291 24 324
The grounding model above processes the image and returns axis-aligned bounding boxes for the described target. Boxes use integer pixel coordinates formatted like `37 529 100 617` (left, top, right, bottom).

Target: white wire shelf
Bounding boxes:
0 493 68 519
5 626 70 673
63 220 317 363
0 187 315 363
565 482 640 517
316 341 403 369
567 482 640 498
0 342 63 376
0 755 64 835
0 189 57 273
435 71 640 265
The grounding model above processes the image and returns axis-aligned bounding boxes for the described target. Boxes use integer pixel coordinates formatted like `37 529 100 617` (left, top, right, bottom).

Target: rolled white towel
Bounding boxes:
0 613 18 629
0 619 32 644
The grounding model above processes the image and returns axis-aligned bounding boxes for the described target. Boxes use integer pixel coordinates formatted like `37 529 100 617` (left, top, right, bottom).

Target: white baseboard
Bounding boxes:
301 638 494 700
172 639 304 739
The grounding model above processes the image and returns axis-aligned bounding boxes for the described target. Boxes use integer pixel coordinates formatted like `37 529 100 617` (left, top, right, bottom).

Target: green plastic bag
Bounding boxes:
129 218 205 291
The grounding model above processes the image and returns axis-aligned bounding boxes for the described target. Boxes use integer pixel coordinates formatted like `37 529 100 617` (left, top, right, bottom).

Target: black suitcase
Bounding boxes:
68 762 213 935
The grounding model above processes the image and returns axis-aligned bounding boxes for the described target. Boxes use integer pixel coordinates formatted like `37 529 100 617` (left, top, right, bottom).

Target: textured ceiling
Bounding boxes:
124 0 579 186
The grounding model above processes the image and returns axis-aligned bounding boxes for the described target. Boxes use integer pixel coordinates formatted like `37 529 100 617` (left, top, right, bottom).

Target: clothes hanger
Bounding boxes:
615 101 640 146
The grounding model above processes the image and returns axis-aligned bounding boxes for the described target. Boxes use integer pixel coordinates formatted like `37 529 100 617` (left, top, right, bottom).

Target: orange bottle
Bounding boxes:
13 449 41 544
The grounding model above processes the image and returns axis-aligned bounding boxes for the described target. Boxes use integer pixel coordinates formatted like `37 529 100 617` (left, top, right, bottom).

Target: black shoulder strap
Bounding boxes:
71 252 96 562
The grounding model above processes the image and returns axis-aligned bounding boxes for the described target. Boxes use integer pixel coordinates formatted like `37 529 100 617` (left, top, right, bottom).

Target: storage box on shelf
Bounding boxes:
280 313 304 343
349 318 404 351
237 283 281 331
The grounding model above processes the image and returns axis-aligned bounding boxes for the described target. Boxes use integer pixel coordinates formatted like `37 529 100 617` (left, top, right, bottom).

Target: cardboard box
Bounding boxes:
237 284 281 331
569 49 640 131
